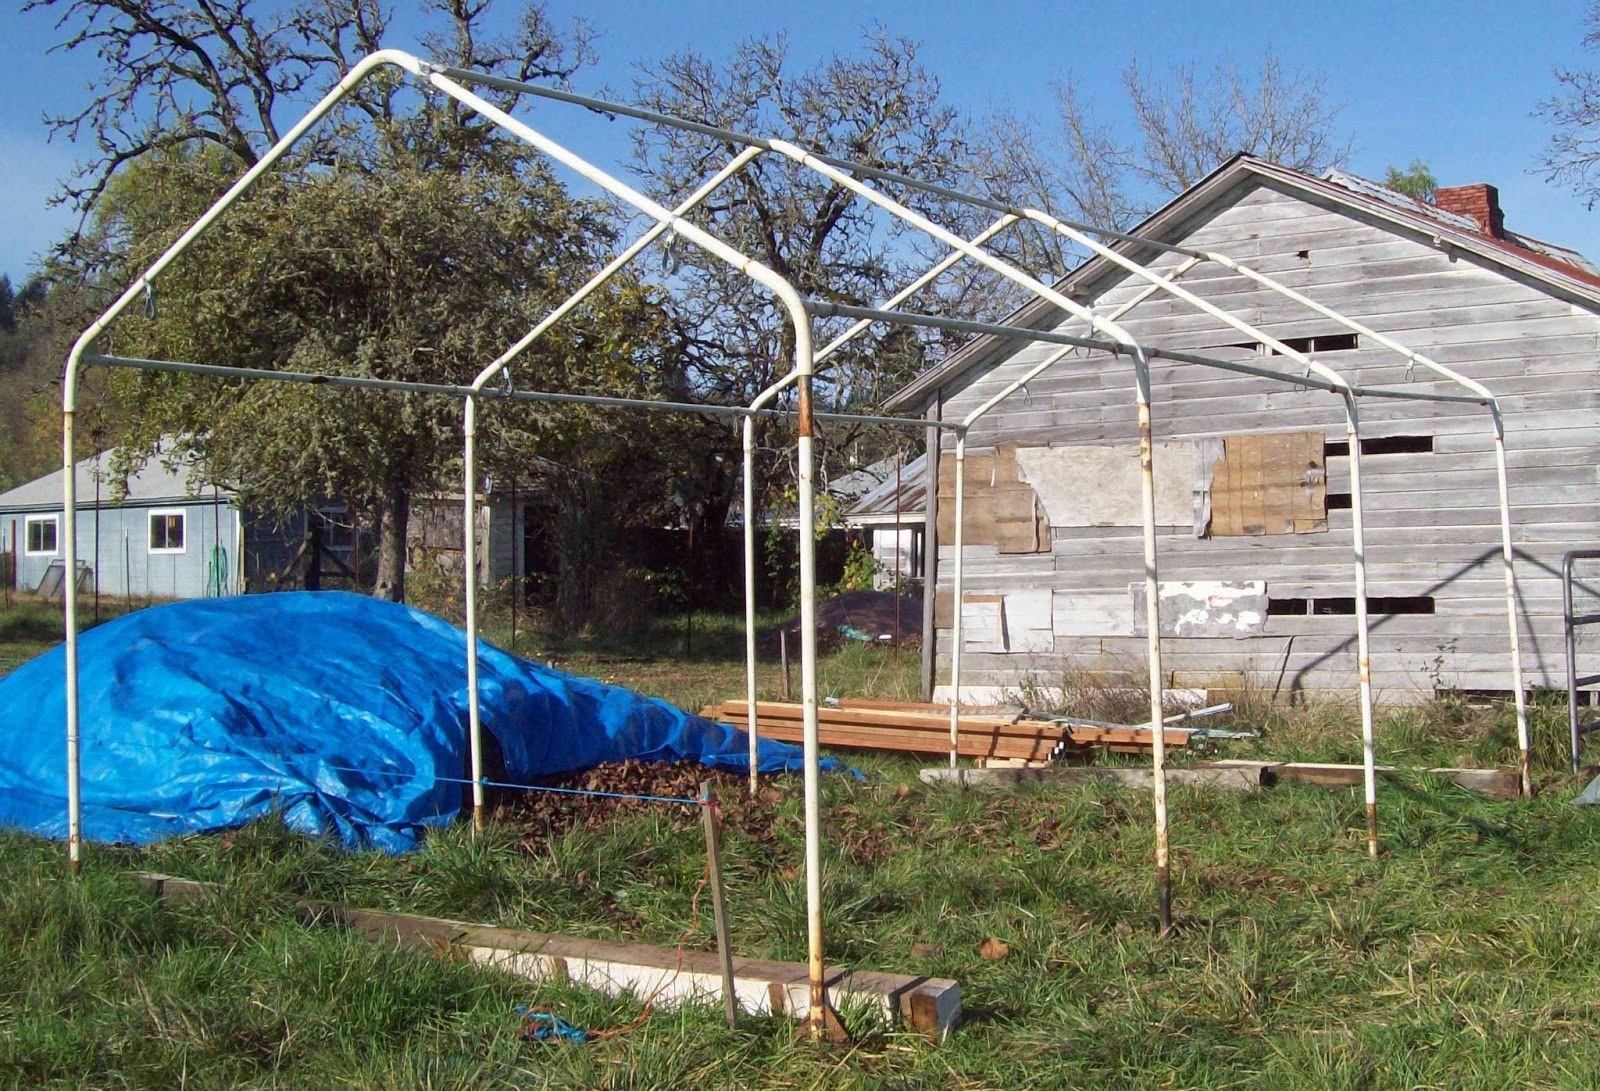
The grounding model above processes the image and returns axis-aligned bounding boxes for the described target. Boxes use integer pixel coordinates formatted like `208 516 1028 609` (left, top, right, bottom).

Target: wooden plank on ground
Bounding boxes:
1209 760 1519 800
919 765 1262 791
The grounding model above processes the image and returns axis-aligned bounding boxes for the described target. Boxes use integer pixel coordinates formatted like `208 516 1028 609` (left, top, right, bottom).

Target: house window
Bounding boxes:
24 515 58 556
149 510 186 554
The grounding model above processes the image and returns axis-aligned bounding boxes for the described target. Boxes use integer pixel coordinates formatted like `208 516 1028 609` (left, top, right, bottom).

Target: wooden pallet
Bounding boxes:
701 700 1188 761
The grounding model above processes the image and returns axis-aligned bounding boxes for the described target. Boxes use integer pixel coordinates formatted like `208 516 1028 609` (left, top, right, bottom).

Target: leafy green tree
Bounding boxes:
37 0 678 605
1384 161 1438 201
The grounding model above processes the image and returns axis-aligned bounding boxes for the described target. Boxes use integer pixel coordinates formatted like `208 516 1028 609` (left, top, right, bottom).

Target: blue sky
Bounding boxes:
2 0 1596 280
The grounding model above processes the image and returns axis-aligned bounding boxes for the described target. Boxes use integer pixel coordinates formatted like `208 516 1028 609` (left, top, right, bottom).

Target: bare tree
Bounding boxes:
27 0 593 218
975 51 1350 279
630 30 983 553
1538 3 1600 207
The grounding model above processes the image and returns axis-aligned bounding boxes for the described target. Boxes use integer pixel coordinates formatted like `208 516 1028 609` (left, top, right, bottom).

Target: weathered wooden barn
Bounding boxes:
884 155 1600 700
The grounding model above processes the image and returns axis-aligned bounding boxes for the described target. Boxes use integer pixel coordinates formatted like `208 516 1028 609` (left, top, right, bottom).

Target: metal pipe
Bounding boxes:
419 73 833 1020
743 414 759 798
56 49 422 876
1491 404 1532 793
80 354 965 430
462 396 486 832
62 407 80 874
947 432 966 768
800 307 1487 405
1028 211 1386 859
1134 369 1170 934
467 146 765 395
813 214 1019 364
455 147 765 822
434 63 1213 258
766 136 1179 938
1196 251 1530 778
1342 396 1379 858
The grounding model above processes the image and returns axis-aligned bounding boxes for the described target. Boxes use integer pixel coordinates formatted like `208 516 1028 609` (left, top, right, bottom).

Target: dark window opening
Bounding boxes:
1361 435 1434 455
1268 597 1310 616
1226 333 1360 355
1324 435 1434 458
1310 595 1434 616
1326 492 1352 510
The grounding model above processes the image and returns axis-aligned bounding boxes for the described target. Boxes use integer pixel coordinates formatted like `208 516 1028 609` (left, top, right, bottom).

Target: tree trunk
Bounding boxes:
373 485 410 602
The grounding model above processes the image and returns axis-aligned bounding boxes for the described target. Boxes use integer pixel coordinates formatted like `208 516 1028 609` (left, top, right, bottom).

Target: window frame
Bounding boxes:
147 508 188 555
23 514 59 557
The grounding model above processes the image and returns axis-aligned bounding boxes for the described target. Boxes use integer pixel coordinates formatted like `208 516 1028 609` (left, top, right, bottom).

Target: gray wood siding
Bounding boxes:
930 181 1600 698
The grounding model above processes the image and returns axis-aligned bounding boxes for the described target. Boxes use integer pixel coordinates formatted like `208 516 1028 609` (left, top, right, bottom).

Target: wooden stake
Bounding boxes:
780 629 791 701
700 780 738 1029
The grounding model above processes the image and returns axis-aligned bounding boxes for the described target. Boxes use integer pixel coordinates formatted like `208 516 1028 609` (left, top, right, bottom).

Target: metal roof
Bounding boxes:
0 445 228 513
843 452 927 522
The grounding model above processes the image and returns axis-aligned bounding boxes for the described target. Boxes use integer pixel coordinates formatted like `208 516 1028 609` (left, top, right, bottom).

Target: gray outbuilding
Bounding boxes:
885 156 1600 701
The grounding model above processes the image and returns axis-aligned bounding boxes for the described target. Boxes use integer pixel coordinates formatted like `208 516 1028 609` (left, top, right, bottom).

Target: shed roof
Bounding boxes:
0 446 228 514
842 452 927 523
885 155 1600 412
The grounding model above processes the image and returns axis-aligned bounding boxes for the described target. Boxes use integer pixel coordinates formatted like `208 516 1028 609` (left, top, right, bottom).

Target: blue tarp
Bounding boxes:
0 592 820 852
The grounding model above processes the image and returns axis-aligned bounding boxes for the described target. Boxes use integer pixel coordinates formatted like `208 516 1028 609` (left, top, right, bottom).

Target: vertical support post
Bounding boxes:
462 396 487 834
1133 358 1169 936
94 468 101 623
791 325 830 1041
947 433 967 768
893 450 903 653
1342 397 1379 859
62 396 82 875
743 415 760 797
700 780 738 1029
1565 552 1581 774
780 630 791 701
1490 405 1532 794
920 397 942 702
509 472 518 650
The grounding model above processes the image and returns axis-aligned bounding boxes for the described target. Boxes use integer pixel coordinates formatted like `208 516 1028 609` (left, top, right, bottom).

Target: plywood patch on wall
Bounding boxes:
1207 432 1326 536
1130 580 1269 638
937 446 1049 553
1051 590 1136 637
1015 443 1195 527
936 589 1056 653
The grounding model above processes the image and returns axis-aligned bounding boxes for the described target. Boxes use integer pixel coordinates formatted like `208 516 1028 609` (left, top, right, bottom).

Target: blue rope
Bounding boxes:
517 1007 590 1043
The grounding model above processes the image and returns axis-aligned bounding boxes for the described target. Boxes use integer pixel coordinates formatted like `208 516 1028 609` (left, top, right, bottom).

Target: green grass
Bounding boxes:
6 601 1600 1086
9 754 1600 1088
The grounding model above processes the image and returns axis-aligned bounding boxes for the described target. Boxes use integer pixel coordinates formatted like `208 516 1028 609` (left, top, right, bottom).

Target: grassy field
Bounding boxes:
4 599 1600 1088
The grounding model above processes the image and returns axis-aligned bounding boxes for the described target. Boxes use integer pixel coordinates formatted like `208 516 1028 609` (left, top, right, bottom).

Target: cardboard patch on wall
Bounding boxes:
1207 431 1326 536
936 446 1049 554
1015 443 1195 527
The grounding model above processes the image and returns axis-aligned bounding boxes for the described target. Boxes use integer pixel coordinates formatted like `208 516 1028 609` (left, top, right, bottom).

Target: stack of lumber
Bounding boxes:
699 699 1189 761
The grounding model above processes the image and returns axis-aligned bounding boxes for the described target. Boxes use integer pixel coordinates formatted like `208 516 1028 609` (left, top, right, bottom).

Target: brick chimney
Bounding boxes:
1434 183 1505 239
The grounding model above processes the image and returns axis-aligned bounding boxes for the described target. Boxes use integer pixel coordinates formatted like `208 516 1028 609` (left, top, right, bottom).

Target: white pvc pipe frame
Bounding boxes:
52 48 1529 1021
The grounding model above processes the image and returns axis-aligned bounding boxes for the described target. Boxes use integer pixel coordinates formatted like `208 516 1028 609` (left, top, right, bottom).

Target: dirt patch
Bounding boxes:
490 760 790 849
769 590 922 653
